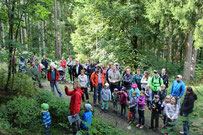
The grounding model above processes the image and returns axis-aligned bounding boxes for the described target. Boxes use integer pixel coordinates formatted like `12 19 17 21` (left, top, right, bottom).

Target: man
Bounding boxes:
83 59 89 75
87 60 95 92
67 56 74 83
30 62 42 88
91 66 105 105
149 70 163 99
133 69 143 90
106 62 113 83
47 62 63 97
41 55 48 78
170 75 185 106
73 60 83 81
108 66 121 93
160 68 169 89
122 69 133 94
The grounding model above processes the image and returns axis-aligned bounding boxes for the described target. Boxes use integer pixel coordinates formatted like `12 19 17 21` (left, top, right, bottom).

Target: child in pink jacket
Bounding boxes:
117 87 128 117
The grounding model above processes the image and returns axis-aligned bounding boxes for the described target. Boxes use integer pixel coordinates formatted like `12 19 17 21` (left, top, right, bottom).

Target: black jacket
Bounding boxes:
87 64 95 76
73 64 83 78
41 59 48 69
180 93 197 115
160 74 169 88
151 100 162 114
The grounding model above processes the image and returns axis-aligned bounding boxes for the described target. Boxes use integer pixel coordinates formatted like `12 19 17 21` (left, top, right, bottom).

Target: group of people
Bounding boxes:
15 54 197 135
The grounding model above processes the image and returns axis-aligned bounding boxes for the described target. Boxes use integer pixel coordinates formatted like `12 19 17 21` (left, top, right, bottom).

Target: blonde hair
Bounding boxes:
81 69 85 74
146 85 151 90
73 82 81 90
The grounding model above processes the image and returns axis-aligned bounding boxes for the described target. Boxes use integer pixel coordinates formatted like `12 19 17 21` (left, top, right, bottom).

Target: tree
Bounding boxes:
54 0 59 59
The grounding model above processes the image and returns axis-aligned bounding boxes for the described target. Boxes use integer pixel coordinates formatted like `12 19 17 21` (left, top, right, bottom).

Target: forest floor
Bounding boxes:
41 80 162 135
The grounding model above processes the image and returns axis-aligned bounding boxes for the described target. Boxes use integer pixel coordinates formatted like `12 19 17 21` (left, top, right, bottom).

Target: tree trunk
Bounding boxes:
42 21 46 55
21 0 27 49
58 0 62 58
166 36 171 61
54 0 59 59
38 22 41 56
1 23 5 44
183 30 194 81
190 49 198 79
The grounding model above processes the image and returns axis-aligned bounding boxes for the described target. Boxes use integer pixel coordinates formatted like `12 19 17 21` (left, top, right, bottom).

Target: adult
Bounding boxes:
19 57 27 73
47 62 63 97
60 57 67 69
115 63 122 74
78 69 89 102
41 55 48 78
65 82 83 135
180 87 197 135
108 66 121 93
170 75 185 107
160 68 169 89
141 71 151 90
32 52 37 63
106 62 113 83
83 59 89 75
87 60 95 92
122 68 133 93
149 70 164 99
73 60 83 80
133 69 143 90
35 59 42 72
102 64 108 77
122 66 131 77
90 66 105 105
67 56 74 83
30 62 43 88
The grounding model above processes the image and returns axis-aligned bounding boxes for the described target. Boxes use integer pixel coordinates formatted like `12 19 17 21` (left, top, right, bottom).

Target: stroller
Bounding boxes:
58 67 66 83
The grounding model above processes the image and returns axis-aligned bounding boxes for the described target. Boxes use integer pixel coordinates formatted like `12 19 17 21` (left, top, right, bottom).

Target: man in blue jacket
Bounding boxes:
170 75 185 106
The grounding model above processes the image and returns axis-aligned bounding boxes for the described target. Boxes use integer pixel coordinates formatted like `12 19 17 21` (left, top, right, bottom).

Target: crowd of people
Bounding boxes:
15 54 197 135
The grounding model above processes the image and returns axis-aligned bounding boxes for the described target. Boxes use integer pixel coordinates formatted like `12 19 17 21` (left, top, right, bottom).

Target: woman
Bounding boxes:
78 69 89 102
65 82 83 135
160 68 169 88
141 71 151 90
60 57 67 69
180 87 197 135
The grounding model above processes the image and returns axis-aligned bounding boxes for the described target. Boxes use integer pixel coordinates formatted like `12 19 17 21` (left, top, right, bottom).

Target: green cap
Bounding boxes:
41 103 49 111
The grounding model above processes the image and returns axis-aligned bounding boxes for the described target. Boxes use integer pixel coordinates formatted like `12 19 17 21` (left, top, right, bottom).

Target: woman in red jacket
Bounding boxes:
60 57 67 69
65 82 83 135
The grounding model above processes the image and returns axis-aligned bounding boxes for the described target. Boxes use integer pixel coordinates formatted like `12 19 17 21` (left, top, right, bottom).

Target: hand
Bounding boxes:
72 114 76 118
64 86 68 89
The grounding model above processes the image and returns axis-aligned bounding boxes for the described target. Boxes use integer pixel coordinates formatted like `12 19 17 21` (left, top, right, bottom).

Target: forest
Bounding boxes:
0 0 202 135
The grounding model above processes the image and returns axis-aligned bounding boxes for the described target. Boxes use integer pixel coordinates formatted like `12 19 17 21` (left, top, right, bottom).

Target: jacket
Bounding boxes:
159 89 167 102
73 64 83 77
65 88 83 115
170 80 185 98
112 92 120 103
149 76 163 91
67 60 74 70
141 76 151 90
108 71 121 85
180 93 197 115
87 64 95 76
129 96 137 107
160 74 169 88
60 60 67 69
137 96 145 110
81 111 93 129
129 88 140 100
42 111 52 126
47 68 60 82
151 100 161 114
161 101 169 115
165 103 179 120
101 88 112 101
41 59 48 69
90 72 105 87
145 89 153 101
78 74 88 88
133 74 143 88
117 91 128 104
122 74 133 90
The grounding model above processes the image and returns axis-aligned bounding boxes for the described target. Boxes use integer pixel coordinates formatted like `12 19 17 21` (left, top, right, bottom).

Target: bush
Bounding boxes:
34 90 56 104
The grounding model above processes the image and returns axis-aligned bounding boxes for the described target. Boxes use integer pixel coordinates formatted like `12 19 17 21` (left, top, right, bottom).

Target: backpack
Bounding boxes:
152 77 161 85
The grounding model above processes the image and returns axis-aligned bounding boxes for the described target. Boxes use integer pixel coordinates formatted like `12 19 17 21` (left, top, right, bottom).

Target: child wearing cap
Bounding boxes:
41 103 52 135
117 87 128 117
145 85 153 109
129 83 140 100
112 88 120 113
150 95 162 131
81 103 93 133
101 83 111 113
128 92 138 124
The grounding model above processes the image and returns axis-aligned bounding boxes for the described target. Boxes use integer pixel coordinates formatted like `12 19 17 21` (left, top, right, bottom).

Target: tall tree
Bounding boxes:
54 0 59 59
58 0 62 58
42 21 46 55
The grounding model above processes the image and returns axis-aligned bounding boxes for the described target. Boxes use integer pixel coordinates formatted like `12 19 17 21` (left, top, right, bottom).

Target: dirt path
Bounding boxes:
41 81 162 135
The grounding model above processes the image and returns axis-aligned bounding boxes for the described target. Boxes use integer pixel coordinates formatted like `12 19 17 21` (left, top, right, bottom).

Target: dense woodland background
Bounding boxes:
0 0 202 87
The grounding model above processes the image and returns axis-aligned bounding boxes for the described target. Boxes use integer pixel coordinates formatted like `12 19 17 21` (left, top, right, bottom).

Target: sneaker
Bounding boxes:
140 125 144 129
179 131 184 134
136 124 140 127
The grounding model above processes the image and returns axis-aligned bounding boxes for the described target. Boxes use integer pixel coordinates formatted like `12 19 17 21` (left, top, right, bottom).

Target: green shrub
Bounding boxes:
34 90 56 104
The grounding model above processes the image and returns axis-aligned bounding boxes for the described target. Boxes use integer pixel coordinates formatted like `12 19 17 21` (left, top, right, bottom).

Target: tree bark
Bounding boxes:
54 0 59 59
183 30 194 81
166 36 171 61
42 21 46 55
190 49 198 79
21 0 28 49
58 0 62 58
1 23 5 44
38 22 41 56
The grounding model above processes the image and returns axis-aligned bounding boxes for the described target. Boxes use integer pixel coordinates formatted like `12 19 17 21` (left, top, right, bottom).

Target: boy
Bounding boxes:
101 83 111 112
159 84 167 103
112 88 119 113
81 103 93 134
150 95 161 131
128 92 138 124
41 103 52 135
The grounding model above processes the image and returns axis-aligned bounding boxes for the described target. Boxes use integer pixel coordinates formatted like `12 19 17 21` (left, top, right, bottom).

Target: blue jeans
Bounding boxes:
94 83 102 104
183 113 189 135
50 81 62 97
138 109 145 125
45 125 52 135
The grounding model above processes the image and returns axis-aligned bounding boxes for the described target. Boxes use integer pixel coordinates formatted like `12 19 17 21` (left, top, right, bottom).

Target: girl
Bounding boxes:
117 87 128 117
161 96 171 128
145 85 152 109
101 83 112 113
78 69 89 102
136 90 146 129
129 83 140 100
128 92 138 124
141 71 151 90
159 84 167 103
112 88 120 113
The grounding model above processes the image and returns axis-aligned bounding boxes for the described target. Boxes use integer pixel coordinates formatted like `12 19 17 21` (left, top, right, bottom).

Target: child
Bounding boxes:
150 95 161 131
117 86 128 117
165 97 179 124
128 92 138 124
159 84 167 103
129 83 140 100
112 88 120 113
136 90 146 129
161 95 171 128
81 103 93 134
101 83 111 113
41 103 52 135
145 85 153 109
